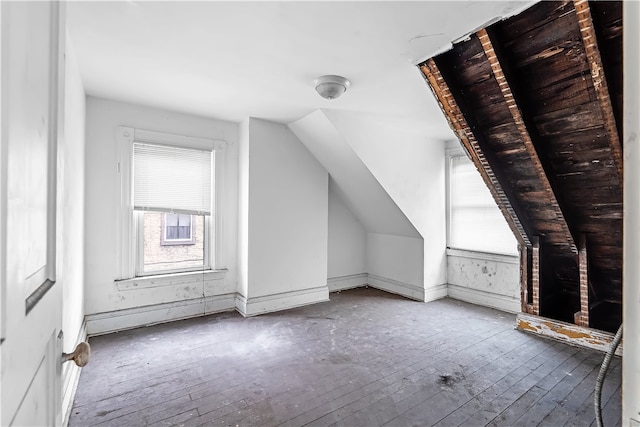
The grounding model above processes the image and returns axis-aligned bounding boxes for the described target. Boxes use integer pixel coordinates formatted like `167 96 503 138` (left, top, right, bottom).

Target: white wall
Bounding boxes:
366 233 426 300
327 179 366 289
59 32 87 421
325 110 447 298
237 118 250 299
446 249 520 313
443 140 520 312
238 118 329 315
289 110 426 300
623 1 640 424
60 31 85 353
84 97 239 318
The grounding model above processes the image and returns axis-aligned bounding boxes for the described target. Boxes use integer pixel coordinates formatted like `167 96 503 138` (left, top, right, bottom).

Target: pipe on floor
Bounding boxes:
595 324 623 427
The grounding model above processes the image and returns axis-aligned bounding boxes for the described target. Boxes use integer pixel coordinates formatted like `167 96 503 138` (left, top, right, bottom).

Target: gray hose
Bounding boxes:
594 324 623 427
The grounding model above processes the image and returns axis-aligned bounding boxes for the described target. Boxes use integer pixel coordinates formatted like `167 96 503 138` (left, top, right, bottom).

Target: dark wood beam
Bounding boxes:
420 59 530 247
573 0 623 185
477 28 577 254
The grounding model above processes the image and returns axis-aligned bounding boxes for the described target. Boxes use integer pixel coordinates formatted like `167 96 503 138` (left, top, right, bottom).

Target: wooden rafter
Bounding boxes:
420 59 529 247
477 28 577 254
573 0 623 185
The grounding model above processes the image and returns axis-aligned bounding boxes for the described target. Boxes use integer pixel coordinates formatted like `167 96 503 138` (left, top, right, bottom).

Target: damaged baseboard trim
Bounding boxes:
516 312 622 355
85 293 236 336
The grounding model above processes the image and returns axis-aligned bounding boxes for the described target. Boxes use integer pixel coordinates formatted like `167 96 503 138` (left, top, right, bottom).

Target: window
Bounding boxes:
162 213 195 244
117 126 225 280
141 211 205 274
133 142 212 275
447 147 518 255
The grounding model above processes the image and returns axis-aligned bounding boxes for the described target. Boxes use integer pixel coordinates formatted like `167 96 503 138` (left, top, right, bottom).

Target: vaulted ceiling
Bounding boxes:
420 0 622 332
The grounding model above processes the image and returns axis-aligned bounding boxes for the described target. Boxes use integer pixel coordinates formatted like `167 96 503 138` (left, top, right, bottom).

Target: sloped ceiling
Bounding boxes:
420 0 622 331
289 110 420 238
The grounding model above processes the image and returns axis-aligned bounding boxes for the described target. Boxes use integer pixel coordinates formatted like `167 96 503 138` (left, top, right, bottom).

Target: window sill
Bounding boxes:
160 242 197 246
115 269 227 291
446 248 519 264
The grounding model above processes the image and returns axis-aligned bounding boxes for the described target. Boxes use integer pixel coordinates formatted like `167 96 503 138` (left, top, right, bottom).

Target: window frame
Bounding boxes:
161 213 196 246
135 211 209 276
116 126 226 280
445 141 518 257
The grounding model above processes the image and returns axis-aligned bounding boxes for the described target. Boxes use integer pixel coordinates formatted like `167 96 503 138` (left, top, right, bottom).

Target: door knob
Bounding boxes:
62 342 90 367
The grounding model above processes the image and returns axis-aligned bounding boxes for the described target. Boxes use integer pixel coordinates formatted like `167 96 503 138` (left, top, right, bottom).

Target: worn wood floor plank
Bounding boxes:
69 288 621 427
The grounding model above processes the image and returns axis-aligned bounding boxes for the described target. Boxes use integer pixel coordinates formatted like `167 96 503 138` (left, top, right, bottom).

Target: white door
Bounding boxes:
1 2 65 426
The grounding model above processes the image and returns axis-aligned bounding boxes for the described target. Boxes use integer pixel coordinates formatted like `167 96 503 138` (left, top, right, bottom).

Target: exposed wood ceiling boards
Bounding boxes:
419 59 530 247
488 0 623 316
429 34 574 257
419 0 623 332
573 0 623 184
589 1 623 138
477 27 577 254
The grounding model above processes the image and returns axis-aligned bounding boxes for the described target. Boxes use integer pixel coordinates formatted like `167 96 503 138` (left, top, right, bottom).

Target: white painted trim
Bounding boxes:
517 313 623 356
133 128 224 152
85 293 236 336
447 247 519 264
115 269 226 291
367 274 427 302
0 0 5 343
116 127 136 280
447 284 520 313
327 273 367 292
212 148 226 270
116 126 228 281
235 286 329 317
61 321 87 427
424 283 448 302
623 2 640 424
45 0 61 290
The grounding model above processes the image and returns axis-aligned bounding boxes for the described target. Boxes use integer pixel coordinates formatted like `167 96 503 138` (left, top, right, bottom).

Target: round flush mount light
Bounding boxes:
313 75 350 100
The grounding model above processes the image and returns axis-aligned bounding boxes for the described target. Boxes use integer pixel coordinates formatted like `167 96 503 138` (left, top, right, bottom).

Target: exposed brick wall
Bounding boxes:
578 235 589 327
531 237 540 316
520 244 529 313
143 212 205 272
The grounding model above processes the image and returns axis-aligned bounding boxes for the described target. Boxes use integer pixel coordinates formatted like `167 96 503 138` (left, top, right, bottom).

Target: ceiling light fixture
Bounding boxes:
313 75 350 100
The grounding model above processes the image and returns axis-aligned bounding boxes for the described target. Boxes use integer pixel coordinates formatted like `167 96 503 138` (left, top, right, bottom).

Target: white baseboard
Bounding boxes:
328 273 368 292
424 283 448 302
447 284 520 313
85 293 236 336
62 320 87 427
236 285 329 317
367 274 426 302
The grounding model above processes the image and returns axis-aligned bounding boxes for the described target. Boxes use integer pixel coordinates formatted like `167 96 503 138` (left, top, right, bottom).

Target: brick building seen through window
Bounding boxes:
142 212 205 273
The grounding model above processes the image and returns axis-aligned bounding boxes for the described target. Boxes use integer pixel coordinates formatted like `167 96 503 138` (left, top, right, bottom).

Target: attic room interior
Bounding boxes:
1 1 639 426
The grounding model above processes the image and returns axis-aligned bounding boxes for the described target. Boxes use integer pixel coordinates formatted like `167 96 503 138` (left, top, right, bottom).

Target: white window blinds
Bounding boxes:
133 142 213 215
449 155 517 255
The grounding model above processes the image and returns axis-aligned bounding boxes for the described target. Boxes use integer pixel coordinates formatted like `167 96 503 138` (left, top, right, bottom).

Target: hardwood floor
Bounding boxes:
69 288 621 426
